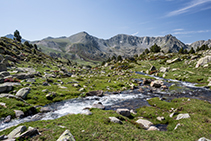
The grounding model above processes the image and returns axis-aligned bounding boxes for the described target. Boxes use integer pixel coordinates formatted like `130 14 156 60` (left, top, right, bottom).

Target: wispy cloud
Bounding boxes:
166 0 211 17
131 32 139 36
173 28 184 31
173 29 211 35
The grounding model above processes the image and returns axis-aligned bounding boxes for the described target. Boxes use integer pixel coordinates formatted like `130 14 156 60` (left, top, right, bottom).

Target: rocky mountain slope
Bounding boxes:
190 39 211 49
33 32 188 61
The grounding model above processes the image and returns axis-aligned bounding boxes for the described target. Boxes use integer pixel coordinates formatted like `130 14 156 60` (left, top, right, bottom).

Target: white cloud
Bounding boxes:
173 28 184 31
166 0 211 17
131 32 139 36
173 29 211 35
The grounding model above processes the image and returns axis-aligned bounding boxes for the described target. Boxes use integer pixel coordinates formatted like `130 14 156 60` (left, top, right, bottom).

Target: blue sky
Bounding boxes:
0 0 211 43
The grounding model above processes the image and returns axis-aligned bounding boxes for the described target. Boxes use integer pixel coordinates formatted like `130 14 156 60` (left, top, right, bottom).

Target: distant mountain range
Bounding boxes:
4 32 211 61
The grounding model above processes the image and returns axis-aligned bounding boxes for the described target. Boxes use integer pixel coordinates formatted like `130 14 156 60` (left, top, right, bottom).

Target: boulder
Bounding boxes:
4 115 12 123
149 66 156 71
166 57 181 64
150 80 164 88
0 135 8 140
116 109 131 117
159 67 169 73
81 109 92 115
136 119 153 129
16 87 31 99
198 137 211 141
109 117 122 124
0 71 10 77
156 116 165 121
86 90 104 97
7 126 27 139
143 78 152 85
0 63 7 72
16 126 40 139
40 107 51 113
196 56 211 68
176 113 190 120
14 110 24 118
0 82 21 93
12 73 34 80
57 130 75 141
92 102 105 110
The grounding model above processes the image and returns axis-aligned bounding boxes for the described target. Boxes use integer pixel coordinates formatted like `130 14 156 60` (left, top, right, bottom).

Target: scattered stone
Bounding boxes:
73 83 80 87
166 57 181 64
150 65 156 71
196 56 211 68
174 123 181 130
46 92 56 100
150 80 164 88
116 109 131 117
109 117 122 124
14 110 24 118
42 89 48 92
0 82 21 93
198 137 211 141
0 63 7 72
143 78 152 85
16 87 31 99
0 102 6 108
57 129 75 141
86 90 104 97
26 78 36 83
156 116 165 121
79 88 85 92
0 71 10 77
43 82 50 86
136 119 153 129
92 102 105 110
0 135 8 140
4 115 12 123
159 67 169 73
176 113 190 120
147 126 160 131
7 126 27 139
82 109 92 115
16 126 40 139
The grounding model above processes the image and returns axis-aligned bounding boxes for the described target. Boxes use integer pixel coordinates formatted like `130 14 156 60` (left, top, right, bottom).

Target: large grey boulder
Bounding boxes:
57 130 75 141
16 126 40 139
196 56 211 68
0 63 7 72
136 119 153 129
16 87 31 99
116 109 131 117
7 126 27 139
0 82 21 93
198 137 211 141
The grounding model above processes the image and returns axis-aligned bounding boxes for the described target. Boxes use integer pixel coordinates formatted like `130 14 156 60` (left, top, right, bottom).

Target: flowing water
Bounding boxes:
0 72 211 131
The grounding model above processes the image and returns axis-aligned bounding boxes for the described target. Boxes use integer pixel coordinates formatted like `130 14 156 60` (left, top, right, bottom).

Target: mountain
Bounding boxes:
5 34 28 43
190 39 211 49
33 32 189 61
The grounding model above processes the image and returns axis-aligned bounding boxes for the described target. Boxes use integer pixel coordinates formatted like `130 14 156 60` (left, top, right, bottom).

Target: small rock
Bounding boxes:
176 113 190 120
40 107 51 113
4 115 12 123
79 88 85 92
109 117 122 124
82 110 92 115
136 119 153 129
174 123 181 130
86 90 104 97
16 126 40 139
43 82 50 86
150 66 156 71
0 102 7 108
150 80 164 88
92 102 105 110
57 129 75 141
16 87 31 99
42 89 48 92
147 126 160 131
156 116 165 121
0 135 8 140
116 109 131 117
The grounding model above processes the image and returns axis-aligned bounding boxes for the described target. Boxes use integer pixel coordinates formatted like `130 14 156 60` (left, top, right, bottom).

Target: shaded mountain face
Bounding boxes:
33 32 189 61
5 34 28 43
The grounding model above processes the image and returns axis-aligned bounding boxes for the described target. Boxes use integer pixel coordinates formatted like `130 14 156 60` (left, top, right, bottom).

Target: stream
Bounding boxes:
0 72 211 131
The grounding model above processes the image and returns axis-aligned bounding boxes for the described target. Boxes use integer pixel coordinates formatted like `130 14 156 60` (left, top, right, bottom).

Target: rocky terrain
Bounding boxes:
0 36 211 140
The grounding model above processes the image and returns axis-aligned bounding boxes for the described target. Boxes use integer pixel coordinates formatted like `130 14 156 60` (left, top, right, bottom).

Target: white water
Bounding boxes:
0 93 146 131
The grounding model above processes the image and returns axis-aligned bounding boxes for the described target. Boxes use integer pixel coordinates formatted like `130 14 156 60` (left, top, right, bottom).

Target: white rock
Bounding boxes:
198 137 211 141
136 119 153 129
176 113 190 120
109 117 122 124
116 109 131 117
147 126 160 131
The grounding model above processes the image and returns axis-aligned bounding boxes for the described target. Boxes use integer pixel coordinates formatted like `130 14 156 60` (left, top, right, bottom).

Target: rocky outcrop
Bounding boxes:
116 109 131 117
57 130 75 141
0 82 21 93
86 90 104 97
136 119 153 129
195 56 211 68
16 87 31 99
176 113 190 120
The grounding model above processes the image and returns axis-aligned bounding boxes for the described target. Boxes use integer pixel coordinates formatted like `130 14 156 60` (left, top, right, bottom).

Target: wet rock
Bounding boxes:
196 56 211 68
116 109 131 117
109 117 122 124
198 137 211 141
14 110 24 118
16 87 31 99
7 126 27 139
150 80 164 88
86 90 104 97
57 129 75 141
176 113 190 120
147 126 160 131
92 102 105 110
40 107 51 113
4 115 12 123
136 119 153 129
16 126 40 139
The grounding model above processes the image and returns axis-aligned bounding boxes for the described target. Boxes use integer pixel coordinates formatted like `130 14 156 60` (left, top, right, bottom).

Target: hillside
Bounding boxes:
33 32 189 61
